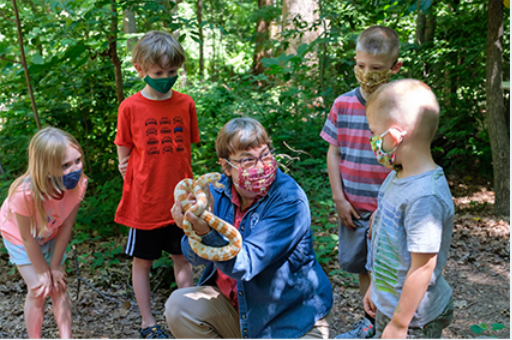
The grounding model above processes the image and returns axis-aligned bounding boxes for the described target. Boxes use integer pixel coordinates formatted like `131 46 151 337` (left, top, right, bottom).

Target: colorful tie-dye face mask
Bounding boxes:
354 67 393 95
369 129 407 171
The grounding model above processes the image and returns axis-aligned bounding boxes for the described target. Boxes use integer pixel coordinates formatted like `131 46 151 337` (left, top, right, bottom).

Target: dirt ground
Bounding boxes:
0 175 509 339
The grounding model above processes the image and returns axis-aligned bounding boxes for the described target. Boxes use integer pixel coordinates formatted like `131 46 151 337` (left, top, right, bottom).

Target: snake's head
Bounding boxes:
211 181 225 190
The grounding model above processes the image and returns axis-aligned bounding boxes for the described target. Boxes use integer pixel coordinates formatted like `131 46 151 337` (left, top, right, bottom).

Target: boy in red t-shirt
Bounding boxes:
114 30 200 339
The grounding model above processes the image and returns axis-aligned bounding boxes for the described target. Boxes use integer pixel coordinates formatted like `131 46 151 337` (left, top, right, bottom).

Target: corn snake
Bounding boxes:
174 173 242 261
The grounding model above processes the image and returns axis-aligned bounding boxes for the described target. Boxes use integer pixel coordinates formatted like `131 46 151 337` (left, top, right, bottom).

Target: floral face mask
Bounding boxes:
369 129 407 171
227 159 278 196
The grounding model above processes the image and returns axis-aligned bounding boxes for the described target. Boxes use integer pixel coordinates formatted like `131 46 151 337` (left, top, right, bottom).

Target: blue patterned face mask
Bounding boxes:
143 75 178 94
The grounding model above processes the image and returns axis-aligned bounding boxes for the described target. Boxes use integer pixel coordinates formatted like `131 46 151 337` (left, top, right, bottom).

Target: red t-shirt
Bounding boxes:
114 91 200 230
214 185 257 312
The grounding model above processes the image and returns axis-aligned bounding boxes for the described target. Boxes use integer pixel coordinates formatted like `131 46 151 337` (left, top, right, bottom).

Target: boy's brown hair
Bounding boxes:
132 31 186 71
357 26 400 60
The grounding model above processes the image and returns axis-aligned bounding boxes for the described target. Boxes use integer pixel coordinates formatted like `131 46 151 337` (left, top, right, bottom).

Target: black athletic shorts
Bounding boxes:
125 223 185 260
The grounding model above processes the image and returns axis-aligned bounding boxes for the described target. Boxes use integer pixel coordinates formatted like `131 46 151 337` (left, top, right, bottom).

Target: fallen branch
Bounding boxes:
276 153 300 161
77 277 124 304
73 245 133 305
73 245 81 301
283 141 312 157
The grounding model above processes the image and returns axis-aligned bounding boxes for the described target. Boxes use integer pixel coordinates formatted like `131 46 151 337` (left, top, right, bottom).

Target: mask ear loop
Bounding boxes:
381 129 407 153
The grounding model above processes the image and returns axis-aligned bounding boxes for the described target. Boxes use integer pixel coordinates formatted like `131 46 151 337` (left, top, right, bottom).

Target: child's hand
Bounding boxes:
32 271 53 298
363 284 376 319
368 210 378 240
118 155 130 179
335 199 361 230
50 266 68 292
381 321 408 339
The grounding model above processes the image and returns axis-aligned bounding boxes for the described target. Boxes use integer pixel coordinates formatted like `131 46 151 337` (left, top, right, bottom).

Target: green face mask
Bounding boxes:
143 75 178 94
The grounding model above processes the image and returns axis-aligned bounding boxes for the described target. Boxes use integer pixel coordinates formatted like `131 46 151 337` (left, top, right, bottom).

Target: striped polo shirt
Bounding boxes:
320 87 391 213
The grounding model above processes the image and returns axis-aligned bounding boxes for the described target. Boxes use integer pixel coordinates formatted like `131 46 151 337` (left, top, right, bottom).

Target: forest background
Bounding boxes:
0 0 510 338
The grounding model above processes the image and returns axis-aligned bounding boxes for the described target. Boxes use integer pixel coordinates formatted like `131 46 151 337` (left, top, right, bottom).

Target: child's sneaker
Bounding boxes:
335 318 375 339
139 325 170 339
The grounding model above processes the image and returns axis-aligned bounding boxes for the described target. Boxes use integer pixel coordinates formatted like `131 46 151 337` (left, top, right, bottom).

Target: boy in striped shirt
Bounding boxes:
320 26 402 339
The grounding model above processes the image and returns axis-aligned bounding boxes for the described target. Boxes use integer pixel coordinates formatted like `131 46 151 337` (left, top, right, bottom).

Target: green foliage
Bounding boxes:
90 240 123 271
329 268 359 287
470 322 508 338
0 0 509 274
75 177 126 236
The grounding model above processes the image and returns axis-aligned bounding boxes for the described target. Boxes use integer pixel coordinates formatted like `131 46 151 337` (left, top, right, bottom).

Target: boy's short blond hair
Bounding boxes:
357 26 400 60
367 79 440 142
216 118 272 159
132 31 186 71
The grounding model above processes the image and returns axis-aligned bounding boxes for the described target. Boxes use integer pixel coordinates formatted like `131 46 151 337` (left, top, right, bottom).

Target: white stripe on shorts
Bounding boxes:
126 228 137 256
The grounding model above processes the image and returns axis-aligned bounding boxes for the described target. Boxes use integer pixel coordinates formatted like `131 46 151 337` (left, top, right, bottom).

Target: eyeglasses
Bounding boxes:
226 149 276 170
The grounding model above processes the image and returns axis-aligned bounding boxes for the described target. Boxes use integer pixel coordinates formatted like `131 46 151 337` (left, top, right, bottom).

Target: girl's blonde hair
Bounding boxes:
132 30 186 72
215 117 272 160
7 127 85 237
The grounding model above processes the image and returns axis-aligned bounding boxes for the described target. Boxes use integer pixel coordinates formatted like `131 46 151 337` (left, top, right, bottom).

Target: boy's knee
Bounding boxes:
170 254 188 265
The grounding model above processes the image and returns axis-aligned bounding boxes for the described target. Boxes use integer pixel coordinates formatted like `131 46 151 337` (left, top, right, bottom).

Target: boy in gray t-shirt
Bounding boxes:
363 79 454 339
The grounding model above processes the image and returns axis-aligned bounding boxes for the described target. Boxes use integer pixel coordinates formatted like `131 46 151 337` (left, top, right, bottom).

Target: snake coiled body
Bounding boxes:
174 173 242 261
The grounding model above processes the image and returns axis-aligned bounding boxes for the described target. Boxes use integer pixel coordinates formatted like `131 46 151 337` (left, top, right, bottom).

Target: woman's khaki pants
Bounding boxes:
165 286 330 339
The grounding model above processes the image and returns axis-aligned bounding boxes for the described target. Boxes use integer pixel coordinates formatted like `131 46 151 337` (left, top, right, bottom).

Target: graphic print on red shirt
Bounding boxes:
114 91 200 230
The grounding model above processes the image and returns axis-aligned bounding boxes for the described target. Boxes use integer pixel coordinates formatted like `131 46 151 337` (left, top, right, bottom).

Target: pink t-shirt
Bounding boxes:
0 177 87 245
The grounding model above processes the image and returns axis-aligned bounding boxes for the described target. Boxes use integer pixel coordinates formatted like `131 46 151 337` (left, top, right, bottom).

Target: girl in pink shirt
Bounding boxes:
0 127 87 338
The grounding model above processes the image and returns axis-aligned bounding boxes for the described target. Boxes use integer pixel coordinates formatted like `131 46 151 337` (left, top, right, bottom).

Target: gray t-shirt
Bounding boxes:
366 166 454 327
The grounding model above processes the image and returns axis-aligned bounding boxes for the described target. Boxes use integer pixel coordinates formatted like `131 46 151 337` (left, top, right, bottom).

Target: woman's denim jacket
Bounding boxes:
181 169 333 339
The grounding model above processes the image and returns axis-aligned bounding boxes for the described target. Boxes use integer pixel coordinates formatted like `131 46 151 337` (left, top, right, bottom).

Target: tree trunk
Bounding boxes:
164 1 182 39
165 1 187 87
424 14 436 43
415 1 426 45
209 0 216 80
0 157 5 175
123 7 137 51
252 0 273 75
282 0 321 55
416 1 436 45
109 0 124 104
12 0 41 130
319 0 326 95
197 0 204 78
485 0 509 216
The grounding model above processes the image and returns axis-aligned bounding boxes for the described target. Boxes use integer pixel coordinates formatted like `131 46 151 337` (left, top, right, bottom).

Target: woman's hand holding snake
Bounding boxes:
172 200 210 236
173 173 242 261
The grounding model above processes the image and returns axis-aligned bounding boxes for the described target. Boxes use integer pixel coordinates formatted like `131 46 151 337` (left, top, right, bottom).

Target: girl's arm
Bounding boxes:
16 213 53 298
49 203 80 292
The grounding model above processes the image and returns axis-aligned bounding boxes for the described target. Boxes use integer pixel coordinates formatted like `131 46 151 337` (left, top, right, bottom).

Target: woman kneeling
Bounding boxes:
166 117 333 339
